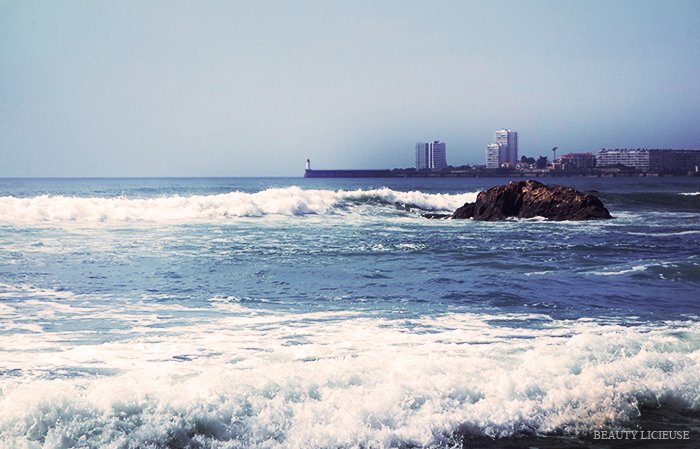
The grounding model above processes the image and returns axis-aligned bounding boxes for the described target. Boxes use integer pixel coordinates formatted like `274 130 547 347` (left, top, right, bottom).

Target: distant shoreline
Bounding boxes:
304 168 700 178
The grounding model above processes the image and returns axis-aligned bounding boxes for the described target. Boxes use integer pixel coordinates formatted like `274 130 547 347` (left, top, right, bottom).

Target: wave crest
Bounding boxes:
0 187 477 223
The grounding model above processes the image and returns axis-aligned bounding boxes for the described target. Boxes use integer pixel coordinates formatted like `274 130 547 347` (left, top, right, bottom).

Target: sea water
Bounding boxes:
0 177 699 449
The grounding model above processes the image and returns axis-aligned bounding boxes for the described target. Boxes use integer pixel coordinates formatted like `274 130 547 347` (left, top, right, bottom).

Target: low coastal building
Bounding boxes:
415 141 448 170
559 152 597 171
597 149 700 172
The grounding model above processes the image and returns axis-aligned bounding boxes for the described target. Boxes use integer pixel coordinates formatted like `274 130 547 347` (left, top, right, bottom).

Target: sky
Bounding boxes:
1 0 699 177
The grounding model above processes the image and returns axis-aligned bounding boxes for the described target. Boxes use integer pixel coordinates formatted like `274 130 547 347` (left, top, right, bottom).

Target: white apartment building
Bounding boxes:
597 148 700 171
485 143 503 168
415 141 448 170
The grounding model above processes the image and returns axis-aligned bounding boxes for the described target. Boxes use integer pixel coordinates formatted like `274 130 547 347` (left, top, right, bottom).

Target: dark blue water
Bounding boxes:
1 177 698 320
0 177 698 449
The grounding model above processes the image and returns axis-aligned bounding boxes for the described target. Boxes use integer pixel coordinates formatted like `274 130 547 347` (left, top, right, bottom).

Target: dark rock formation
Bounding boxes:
450 180 612 221
421 213 452 219
451 202 475 220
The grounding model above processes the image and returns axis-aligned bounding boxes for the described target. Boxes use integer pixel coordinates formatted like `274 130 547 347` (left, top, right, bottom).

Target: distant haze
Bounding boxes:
1 0 699 177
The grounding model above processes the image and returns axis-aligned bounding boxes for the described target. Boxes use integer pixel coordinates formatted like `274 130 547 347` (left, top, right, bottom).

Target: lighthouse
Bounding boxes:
306 159 311 170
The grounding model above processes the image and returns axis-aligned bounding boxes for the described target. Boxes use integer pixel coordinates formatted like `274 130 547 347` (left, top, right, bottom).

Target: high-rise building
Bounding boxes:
485 129 518 168
485 143 503 168
494 129 518 165
415 141 447 170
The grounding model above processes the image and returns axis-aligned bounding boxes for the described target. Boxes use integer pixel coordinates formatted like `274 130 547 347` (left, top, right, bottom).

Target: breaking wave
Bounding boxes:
1 307 699 449
0 187 477 223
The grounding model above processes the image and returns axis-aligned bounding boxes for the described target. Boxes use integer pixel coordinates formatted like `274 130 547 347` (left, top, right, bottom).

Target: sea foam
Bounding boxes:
0 187 477 223
1 301 699 449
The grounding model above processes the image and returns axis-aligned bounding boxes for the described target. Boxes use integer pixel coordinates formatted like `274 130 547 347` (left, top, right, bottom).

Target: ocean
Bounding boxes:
0 176 699 449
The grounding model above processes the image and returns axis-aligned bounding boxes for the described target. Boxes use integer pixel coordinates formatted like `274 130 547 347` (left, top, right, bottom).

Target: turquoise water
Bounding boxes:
0 177 699 448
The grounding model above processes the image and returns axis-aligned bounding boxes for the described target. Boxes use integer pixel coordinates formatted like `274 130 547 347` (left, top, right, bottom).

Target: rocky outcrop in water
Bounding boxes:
450 180 612 221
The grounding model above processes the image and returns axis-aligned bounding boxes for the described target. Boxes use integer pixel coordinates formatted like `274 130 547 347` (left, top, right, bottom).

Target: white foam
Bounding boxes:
0 283 76 300
588 265 649 276
629 230 700 237
1 303 699 449
0 188 478 224
679 192 700 196
524 270 554 276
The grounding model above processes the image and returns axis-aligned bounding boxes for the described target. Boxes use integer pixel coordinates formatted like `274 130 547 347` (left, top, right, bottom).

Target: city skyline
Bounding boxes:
1 1 699 177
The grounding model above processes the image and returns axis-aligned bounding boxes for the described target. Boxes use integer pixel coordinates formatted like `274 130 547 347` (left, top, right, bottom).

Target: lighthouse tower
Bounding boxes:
306 159 311 170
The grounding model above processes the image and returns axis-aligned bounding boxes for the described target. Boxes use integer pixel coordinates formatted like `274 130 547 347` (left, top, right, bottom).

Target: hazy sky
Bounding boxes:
2 0 699 176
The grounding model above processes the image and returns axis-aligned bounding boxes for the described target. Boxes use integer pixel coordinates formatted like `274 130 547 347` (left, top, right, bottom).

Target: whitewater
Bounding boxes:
0 187 476 222
1 177 699 449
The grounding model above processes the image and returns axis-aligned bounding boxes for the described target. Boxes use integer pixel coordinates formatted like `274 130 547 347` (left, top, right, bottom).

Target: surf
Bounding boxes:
0 187 478 223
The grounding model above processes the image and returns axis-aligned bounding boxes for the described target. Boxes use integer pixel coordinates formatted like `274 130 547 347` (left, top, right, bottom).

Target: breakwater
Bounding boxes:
304 168 698 178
